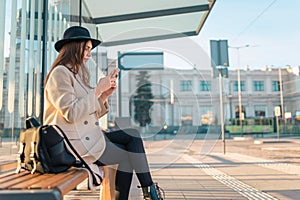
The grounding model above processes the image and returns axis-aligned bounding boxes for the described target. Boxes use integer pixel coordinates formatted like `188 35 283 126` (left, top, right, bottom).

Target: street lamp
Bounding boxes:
229 44 250 133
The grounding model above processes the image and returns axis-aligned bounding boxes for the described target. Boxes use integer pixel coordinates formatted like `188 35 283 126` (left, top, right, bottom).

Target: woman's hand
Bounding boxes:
95 68 119 97
101 86 117 102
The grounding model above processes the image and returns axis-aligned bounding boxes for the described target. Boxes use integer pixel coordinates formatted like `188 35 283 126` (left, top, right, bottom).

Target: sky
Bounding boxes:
106 0 300 72
4 0 299 72
192 0 300 70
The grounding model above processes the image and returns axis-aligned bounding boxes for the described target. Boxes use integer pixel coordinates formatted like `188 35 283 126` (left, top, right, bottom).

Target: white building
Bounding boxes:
108 66 300 128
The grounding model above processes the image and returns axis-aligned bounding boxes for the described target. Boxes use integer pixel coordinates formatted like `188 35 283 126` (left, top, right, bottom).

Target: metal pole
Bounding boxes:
229 45 250 134
118 70 122 117
170 79 174 125
40 0 48 124
79 0 82 26
276 116 279 140
117 54 122 117
278 67 285 134
237 67 243 134
219 71 225 154
235 48 245 135
279 67 284 120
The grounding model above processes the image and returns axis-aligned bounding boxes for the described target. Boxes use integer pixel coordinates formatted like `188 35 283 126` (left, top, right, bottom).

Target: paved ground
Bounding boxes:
140 136 300 200
2 134 300 199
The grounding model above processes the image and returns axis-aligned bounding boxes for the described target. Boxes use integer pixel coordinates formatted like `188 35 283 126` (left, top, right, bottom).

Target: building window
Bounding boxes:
200 106 213 125
181 106 193 125
200 81 211 91
272 81 280 91
253 81 264 91
254 105 266 117
233 81 245 91
180 80 192 91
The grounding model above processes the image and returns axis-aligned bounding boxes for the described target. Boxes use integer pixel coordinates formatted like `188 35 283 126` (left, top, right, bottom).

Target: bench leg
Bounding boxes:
100 165 132 200
101 165 117 200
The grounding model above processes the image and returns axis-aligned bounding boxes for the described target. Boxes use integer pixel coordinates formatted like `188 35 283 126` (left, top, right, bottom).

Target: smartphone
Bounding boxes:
112 68 119 78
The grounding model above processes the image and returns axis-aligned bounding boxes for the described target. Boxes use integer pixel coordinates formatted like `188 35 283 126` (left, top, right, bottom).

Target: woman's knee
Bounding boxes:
123 128 141 139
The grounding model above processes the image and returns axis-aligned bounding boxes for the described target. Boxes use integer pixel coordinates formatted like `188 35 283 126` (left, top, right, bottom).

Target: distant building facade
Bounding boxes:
1 51 299 132
108 66 300 128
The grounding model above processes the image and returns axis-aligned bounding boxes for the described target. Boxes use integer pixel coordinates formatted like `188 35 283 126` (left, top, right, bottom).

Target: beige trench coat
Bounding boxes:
43 65 108 189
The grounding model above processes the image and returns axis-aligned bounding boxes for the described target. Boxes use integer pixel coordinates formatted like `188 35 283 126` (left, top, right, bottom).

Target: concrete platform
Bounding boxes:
2 137 300 199
63 137 300 199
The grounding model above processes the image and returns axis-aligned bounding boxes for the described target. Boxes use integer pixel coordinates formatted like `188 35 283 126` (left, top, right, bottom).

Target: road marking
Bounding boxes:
221 153 300 176
182 154 278 200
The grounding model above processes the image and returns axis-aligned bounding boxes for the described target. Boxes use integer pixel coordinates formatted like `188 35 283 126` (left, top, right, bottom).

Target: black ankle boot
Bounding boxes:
142 187 151 200
142 183 164 200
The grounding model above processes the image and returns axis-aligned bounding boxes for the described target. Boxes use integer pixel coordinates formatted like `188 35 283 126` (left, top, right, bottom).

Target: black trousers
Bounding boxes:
95 128 153 200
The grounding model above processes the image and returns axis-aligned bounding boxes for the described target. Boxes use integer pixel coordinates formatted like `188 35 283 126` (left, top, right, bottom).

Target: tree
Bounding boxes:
133 71 153 127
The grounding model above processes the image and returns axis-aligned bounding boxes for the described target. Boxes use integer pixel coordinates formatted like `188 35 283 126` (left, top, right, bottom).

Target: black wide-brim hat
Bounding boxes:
55 26 101 52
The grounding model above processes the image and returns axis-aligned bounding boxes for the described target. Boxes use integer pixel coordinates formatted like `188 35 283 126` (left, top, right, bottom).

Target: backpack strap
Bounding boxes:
16 118 40 174
53 125 102 186
15 130 26 173
26 117 40 129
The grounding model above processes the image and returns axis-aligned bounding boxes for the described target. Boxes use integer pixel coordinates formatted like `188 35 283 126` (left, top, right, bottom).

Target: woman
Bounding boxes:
43 26 164 200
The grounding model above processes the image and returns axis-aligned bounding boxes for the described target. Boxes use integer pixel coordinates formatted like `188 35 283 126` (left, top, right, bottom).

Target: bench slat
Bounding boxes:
0 161 17 173
54 169 88 195
29 171 75 189
29 168 88 195
29 173 72 189
0 171 32 188
11 173 53 189
0 172 40 189
0 168 87 193
0 169 29 180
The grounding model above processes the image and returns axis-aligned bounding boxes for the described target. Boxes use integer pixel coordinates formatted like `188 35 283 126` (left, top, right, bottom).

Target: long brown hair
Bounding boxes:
44 40 92 88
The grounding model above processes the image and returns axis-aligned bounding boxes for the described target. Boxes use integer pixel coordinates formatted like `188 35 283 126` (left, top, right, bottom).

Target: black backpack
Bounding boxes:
16 117 76 174
16 117 101 186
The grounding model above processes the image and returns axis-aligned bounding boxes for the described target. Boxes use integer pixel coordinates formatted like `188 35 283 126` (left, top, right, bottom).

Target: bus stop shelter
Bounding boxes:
79 0 216 46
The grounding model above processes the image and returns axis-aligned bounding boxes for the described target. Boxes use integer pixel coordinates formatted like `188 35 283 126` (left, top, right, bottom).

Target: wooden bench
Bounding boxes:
0 161 88 200
0 161 118 200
